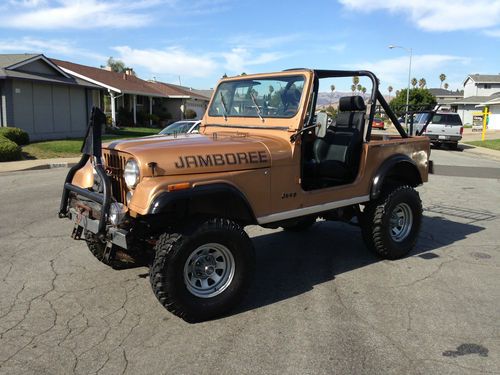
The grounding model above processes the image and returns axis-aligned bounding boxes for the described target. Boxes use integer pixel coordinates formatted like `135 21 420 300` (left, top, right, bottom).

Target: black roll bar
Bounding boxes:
58 107 111 236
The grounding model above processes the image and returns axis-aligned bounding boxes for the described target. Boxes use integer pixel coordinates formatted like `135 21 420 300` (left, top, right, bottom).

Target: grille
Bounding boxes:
102 151 127 204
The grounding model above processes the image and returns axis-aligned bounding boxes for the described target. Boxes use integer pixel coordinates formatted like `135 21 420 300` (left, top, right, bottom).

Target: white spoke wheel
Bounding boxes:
149 218 255 323
183 243 235 298
389 203 413 242
360 185 422 260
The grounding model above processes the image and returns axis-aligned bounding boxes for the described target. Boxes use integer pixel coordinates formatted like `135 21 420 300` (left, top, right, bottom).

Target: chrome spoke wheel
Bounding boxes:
183 243 235 298
389 202 413 242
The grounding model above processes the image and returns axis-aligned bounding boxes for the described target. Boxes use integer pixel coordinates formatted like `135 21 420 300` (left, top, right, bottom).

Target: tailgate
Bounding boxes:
425 123 461 137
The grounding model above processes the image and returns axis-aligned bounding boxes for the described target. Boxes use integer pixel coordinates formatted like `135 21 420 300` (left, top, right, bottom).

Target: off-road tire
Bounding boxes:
282 217 316 232
84 232 140 269
149 218 255 323
361 185 422 260
85 231 105 259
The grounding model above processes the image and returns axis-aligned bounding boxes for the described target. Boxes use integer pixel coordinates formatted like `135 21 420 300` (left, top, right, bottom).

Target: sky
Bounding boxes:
0 0 499 93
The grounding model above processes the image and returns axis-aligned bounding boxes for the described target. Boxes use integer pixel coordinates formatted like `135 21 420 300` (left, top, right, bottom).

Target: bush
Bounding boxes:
0 127 30 145
184 108 197 119
0 136 22 162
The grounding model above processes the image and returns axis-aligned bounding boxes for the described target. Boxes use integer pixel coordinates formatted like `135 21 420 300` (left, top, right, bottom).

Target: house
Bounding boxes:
428 88 463 110
52 58 168 127
0 54 101 141
52 58 212 127
146 81 211 120
450 74 500 125
476 94 500 130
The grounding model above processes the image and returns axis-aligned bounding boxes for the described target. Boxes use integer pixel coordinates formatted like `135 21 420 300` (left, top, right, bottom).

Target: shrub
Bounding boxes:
0 127 30 145
184 108 197 119
0 136 22 162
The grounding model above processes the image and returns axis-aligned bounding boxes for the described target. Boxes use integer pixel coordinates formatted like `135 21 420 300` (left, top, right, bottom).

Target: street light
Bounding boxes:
389 44 412 130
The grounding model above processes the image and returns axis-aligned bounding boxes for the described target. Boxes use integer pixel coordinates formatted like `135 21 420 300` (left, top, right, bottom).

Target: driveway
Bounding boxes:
0 149 499 374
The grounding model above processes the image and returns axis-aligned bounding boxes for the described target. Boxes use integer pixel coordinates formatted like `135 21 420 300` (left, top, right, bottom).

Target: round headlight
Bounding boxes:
124 159 140 189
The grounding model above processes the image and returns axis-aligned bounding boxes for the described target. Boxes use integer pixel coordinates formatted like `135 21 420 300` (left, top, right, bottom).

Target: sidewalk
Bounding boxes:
0 157 80 173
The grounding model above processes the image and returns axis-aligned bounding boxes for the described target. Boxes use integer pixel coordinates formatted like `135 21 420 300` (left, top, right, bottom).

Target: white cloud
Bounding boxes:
0 0 166 29
339 0 500 32
113 46 218 78
0 37 106 60
348 54 470 89
221 47 285 74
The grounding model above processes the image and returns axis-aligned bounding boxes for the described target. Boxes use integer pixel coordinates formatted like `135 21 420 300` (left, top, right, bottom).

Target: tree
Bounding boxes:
105 57 126 73
361 86 367 94
444 82 449 90
411 78 417 88
353 76 360 89
418 78 426 88
330 84 335 105
351 84 356 95
388 85 393 98
357 84 362 93
389 88 437 116
439 73 446 88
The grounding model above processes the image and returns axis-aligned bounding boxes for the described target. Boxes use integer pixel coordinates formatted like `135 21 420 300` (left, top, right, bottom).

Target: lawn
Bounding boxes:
22 127 159 159
465 139 500 151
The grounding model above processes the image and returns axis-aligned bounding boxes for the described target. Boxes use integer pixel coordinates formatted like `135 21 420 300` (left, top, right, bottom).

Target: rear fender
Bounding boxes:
371 154 422 199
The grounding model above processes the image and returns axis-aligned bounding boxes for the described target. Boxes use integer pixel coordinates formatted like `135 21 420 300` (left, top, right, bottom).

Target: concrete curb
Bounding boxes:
0 158 80 173
21 162 78 171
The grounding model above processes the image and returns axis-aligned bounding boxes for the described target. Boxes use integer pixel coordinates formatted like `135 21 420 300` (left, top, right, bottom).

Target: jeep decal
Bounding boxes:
174 151 268 168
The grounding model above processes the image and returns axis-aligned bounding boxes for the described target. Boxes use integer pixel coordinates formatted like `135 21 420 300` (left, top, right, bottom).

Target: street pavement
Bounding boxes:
0 148 499 374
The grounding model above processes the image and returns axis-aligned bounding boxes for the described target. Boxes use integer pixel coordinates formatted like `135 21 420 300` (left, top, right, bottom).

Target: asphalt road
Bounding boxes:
1 148 499 375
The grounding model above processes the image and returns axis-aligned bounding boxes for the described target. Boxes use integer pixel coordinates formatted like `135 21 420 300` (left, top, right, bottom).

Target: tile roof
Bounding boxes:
450 92 500 105
0 53 40 68
466 74 500 84
51 58 166 97
428 88 463 97
146 81 211 101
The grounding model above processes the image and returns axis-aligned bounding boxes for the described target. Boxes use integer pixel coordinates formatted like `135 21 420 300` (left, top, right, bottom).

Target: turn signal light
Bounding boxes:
167 182 191 192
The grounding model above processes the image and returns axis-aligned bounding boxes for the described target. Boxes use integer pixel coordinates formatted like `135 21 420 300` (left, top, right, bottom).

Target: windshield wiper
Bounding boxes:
249 92 264 122
219 92 228 121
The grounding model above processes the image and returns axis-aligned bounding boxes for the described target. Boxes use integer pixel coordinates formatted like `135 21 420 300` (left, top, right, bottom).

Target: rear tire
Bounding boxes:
361 186 422 259
149 218 255 323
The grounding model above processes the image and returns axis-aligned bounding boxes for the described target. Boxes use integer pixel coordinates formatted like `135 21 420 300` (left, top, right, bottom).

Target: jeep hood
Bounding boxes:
103 132 290 176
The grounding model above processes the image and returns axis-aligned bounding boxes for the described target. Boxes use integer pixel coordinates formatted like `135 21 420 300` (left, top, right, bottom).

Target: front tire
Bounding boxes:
149 218 255 323
361 186 422 259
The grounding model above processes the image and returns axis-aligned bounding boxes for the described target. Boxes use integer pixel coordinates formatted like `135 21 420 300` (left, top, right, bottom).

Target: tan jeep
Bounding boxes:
59 69 431 322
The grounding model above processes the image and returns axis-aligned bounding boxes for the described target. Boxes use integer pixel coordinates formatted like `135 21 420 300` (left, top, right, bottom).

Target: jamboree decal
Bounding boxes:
175 151 268 168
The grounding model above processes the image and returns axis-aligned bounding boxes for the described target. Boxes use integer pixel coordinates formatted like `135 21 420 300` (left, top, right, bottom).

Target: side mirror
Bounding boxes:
315 112 328 138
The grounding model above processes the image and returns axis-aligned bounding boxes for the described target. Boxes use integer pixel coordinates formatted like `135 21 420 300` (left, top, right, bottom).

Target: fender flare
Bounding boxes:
371 154 423 199
148 183 257 225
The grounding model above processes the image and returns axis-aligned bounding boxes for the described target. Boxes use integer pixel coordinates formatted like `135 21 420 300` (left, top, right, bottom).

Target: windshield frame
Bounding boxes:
207 74 308 121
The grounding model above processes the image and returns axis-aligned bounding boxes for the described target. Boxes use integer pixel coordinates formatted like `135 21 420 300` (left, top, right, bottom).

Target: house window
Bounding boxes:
484 84 491 89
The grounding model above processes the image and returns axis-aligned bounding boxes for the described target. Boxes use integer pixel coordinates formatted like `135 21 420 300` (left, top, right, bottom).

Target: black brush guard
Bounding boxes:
58 107 111 237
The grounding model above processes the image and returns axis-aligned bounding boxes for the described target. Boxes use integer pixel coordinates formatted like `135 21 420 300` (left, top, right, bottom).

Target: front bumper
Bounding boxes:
68 207 129 249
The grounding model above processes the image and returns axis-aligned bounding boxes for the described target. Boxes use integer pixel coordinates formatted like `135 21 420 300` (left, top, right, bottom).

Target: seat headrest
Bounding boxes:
339 96 366 112
281 88 301 105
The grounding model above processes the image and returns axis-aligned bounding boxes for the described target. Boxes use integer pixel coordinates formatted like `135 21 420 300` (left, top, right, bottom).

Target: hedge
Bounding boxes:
0 136 22 161
0 127 30 146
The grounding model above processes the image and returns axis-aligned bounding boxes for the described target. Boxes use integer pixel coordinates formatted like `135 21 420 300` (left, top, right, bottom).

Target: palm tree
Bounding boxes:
439 73 446 88
388 85 393 98
418 78 426 88
361 87 367 95
353 76 360 86
351 84 356 95
444 83 449 90
330 84 335 105
411 78 417 88
357 84 362 93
